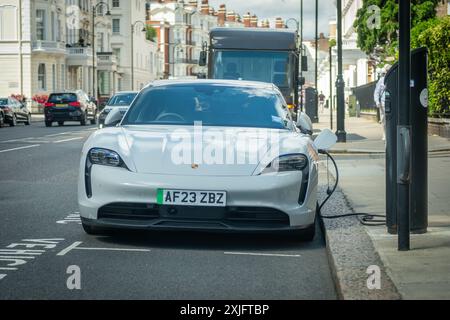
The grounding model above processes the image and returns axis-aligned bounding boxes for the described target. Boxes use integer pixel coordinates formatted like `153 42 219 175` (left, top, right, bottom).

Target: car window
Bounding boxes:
48 93 78 103
0 98 9 105
107 93 137 106
122 84 289 130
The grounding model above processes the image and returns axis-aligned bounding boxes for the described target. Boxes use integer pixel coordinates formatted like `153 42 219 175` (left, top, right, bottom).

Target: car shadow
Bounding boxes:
90 223 325 252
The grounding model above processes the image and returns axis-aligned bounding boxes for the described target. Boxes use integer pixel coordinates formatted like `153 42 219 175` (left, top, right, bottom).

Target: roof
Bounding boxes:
148 79 276 91
209 27 298 51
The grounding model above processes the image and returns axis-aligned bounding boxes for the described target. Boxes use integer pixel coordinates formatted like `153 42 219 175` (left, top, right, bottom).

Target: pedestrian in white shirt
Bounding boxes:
374 65 390 141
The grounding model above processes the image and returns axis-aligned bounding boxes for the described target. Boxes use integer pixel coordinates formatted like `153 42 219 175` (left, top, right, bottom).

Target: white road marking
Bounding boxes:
223 251 301 258
53 137 84 144
0 274 6 280
74 247 151 253
57 241 82 256
0 144 40 153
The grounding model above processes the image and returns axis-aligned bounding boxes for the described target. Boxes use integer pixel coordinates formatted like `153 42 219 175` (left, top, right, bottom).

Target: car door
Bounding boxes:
9 98 21 119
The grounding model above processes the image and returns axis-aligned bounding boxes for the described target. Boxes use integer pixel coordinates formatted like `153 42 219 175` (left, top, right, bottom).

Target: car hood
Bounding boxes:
84 125 311 176
127 125 312 176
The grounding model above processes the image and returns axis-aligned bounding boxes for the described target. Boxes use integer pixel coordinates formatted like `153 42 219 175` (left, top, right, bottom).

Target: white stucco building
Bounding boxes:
0 0 159 111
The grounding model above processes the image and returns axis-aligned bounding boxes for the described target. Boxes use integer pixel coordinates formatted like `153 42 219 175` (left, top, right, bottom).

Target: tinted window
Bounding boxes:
48 93 78 103
212 51 293 89
0 98 9 105
107 93 137 106
122 84 289 129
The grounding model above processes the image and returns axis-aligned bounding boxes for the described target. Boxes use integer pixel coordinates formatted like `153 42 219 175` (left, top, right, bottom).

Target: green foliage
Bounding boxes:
329 38 336 47
411 17 450 116
354 0 439 63
146 26 157 42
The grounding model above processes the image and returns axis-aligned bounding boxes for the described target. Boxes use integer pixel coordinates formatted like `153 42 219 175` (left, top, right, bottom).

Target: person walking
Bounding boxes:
373 65 390 141
318 91 326 113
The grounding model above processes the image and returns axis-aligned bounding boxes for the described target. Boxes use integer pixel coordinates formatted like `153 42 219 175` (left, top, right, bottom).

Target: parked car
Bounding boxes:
78 80 336 241
0 97 32 127
97 91 138 129
44 90 97 127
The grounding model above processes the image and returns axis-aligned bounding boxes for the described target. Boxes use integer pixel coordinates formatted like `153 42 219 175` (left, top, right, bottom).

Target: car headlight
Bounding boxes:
88 148 125 167
260 154 308 174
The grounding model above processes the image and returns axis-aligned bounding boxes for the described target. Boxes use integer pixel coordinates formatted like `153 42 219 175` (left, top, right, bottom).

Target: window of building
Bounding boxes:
113 48 121 65
36 9 46 41
113 0 120 8
0 6 17 40
38 64 46 91
52 64 56 91
112 19 120 34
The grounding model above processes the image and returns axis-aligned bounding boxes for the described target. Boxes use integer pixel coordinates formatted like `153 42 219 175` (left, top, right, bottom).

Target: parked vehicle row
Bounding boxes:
97 91 138 129
0 97 32 127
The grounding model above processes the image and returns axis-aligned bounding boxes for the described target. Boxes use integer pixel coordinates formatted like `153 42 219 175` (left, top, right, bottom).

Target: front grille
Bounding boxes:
98 203 159 220
97 203 290 228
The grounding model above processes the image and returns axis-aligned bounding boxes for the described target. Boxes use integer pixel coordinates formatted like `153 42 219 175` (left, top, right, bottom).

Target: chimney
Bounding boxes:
201 0 209 15
275 17 285 29
217 4 226 26
243 12 251 28
187 0 198 9
226 10 236 22
250 15 258 28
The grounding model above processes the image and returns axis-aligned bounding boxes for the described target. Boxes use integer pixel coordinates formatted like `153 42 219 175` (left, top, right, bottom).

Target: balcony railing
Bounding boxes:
32 40 66 53
67 47 93 56
97 52 118 65
176 58 198 64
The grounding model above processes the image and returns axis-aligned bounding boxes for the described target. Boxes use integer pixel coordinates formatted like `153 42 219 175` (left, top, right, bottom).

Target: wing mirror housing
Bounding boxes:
199 50 207 67
296 112 313 135
104 108 123 127
313 128 337 151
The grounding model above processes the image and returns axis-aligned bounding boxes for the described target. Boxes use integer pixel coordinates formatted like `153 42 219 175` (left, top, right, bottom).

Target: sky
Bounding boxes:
209 0 337 39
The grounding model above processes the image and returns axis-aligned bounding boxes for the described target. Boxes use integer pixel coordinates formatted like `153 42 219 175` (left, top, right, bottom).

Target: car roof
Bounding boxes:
112 91 138 95
147 79 276 91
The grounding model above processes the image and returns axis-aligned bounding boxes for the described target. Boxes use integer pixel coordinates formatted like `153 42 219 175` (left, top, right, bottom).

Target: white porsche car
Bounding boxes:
78 80 334 241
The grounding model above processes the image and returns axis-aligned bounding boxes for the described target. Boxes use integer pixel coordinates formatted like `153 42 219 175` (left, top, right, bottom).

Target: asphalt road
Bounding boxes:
0 121 337 299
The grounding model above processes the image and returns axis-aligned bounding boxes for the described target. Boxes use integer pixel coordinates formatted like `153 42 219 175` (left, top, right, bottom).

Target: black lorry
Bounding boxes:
199 27 301 111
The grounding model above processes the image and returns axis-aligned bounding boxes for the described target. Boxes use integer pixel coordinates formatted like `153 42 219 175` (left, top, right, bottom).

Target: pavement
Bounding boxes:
0 120 337 299
315 109 450 300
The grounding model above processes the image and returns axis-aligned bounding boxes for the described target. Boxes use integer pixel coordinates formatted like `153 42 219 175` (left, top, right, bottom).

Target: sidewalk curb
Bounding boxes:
318 178 401 300
330 148 450 154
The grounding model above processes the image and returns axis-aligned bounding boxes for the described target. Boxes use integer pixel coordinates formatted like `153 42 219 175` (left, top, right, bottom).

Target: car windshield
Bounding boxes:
212 51 293 89
107 93 137 106
48 93 77 103
0 98 8 105
122 84 289 129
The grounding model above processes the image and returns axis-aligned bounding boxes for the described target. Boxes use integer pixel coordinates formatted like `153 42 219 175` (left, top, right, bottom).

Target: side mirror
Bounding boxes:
296 112 313 135
199 51 207 67
313 128 337 151
301 55 308 71
104 108 123 127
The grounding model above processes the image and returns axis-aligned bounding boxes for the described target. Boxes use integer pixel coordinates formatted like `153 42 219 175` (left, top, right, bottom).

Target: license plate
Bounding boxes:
156 189 226 207
56 104 67 107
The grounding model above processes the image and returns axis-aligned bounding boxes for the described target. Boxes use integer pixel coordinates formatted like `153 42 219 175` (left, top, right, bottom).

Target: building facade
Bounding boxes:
0 0 159 111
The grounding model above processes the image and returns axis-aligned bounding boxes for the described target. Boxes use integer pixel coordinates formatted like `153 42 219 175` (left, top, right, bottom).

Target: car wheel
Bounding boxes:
82 222 109 235
9 114 17 126
45 120 52 127
58 121 64 126
0 114 4 128
80 112 87 126
25 113 31 125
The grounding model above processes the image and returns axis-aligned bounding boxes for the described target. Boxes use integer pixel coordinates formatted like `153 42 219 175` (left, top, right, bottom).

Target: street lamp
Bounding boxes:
335 0 347 142
131 21 147 91
91 1 111 101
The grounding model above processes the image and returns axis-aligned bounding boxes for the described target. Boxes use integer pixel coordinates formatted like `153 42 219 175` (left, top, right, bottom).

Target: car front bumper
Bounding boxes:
78 164 318 232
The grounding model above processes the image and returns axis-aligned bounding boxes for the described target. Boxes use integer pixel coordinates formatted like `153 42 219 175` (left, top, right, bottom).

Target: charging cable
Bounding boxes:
317 149 386 226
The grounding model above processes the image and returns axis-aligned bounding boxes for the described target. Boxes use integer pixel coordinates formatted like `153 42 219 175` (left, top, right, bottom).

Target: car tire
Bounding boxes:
82 222 109 235
9 114 17 127
0 113 4 128
58 121 64 126
80 112 87 126
25 114 31 125
45 120 52 127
